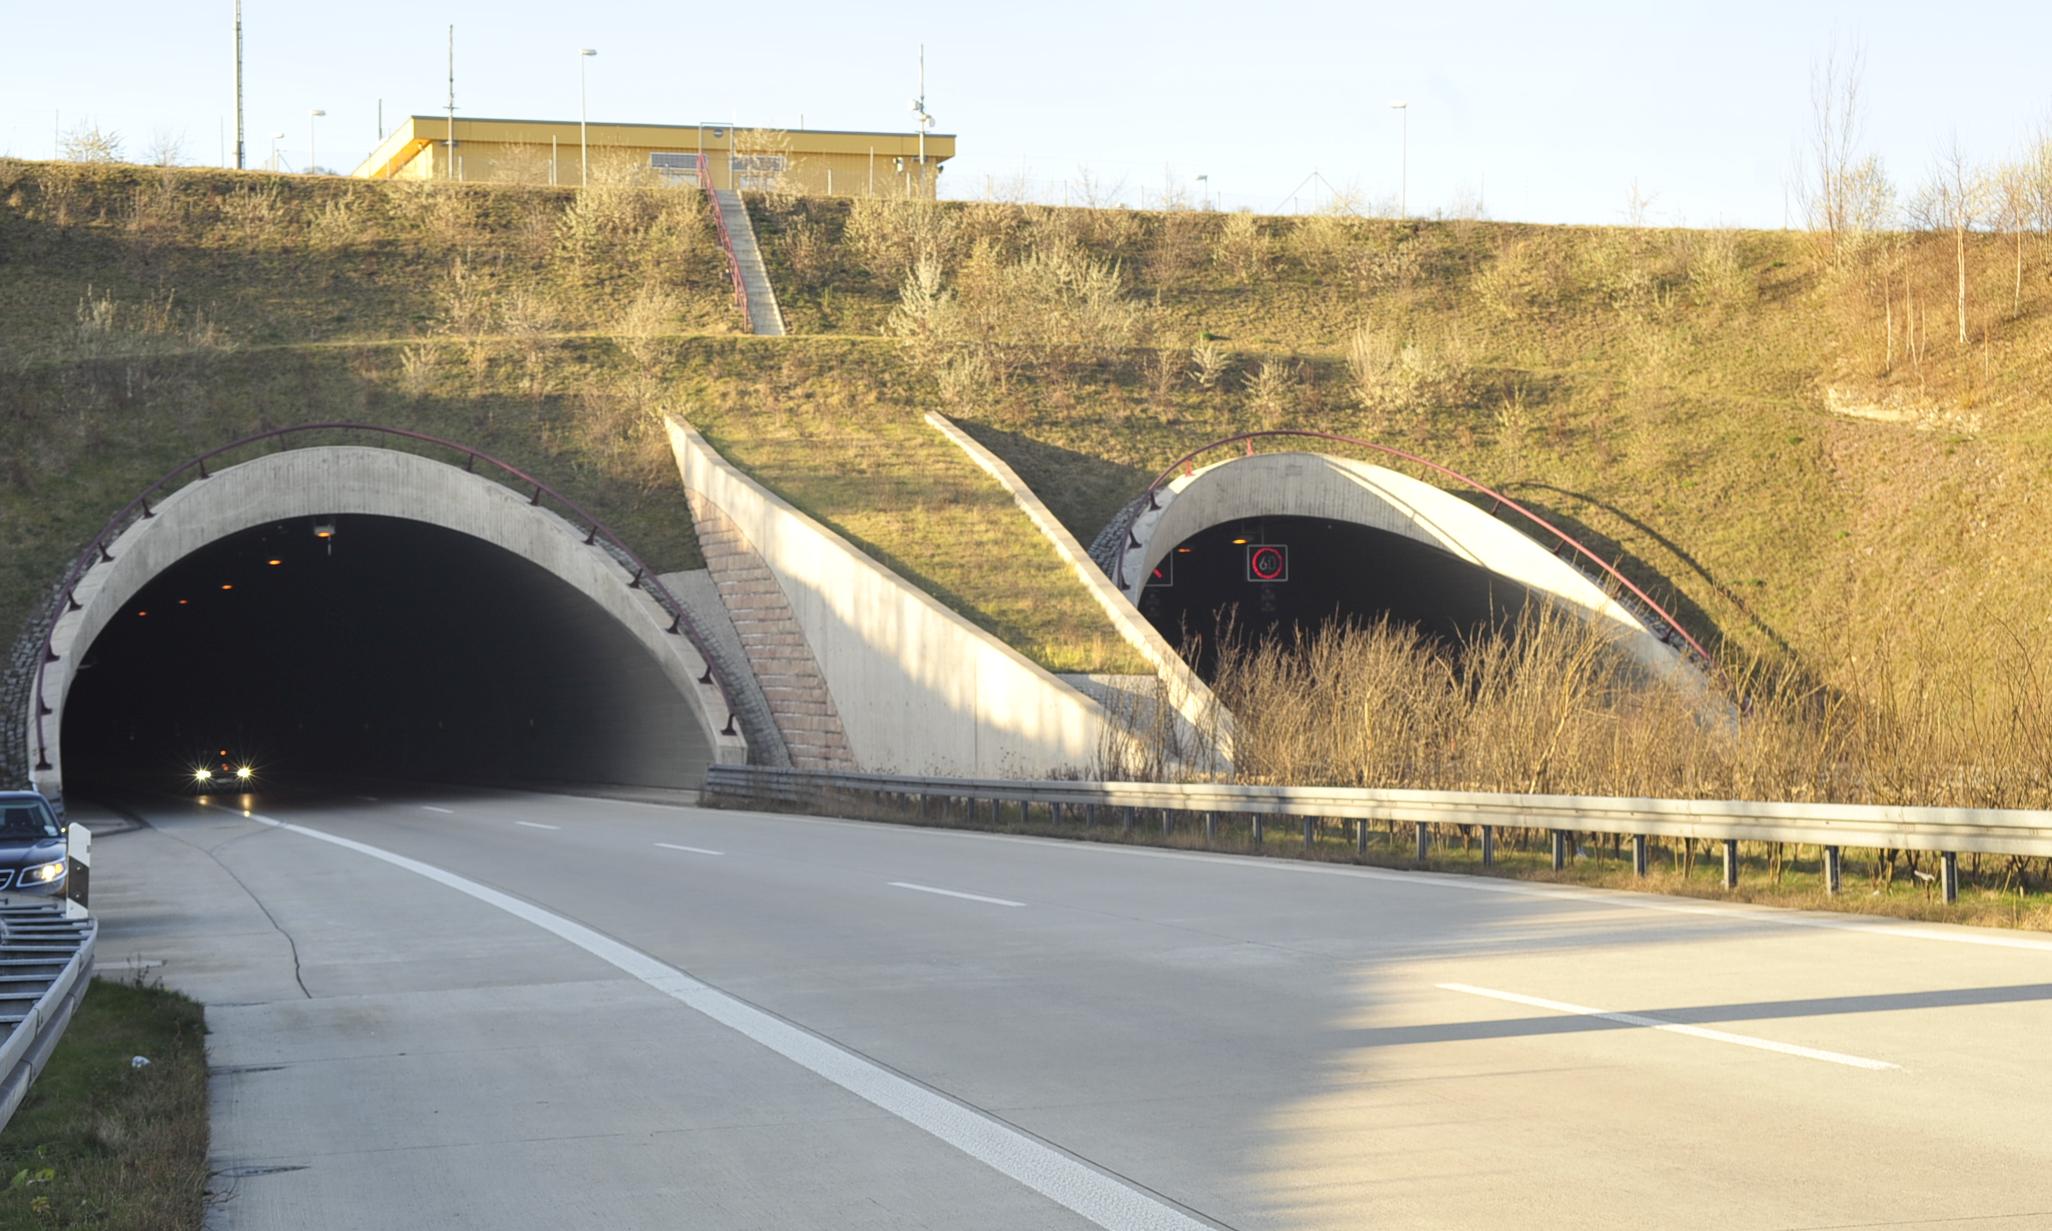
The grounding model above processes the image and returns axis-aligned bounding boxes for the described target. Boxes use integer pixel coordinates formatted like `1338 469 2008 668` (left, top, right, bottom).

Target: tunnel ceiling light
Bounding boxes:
177 598 189 606
312 520 336 539
1175 547 1193 554
1231 537 1248 545
266 558 283 566
220 583 235 591
135 609 147 617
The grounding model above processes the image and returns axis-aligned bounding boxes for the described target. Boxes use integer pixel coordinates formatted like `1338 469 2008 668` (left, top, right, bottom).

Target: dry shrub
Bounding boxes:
1470 237 1571 317
1212 210 1268 284
846 196 960 283
1345 320 1472 417
1242 359 1300 428
1148 205 1209 285
389 181 480 248
71 286 233 359
308 192 366 249
1687 229 1754 308
1189 340 1231 390
615 285 682 368
434 257 495 367
773 215 834 289
215 184 289 243
497 289 558 397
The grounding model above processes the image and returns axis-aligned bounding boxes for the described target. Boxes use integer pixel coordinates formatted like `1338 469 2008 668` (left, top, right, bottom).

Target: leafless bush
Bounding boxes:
71 286 233 359
1189 340 1230 390
887 239 1146 388
1345 321 1471 416
1471 238 1569 317
1212 210 1267 284
1686 230 1753 307
390 180 480 248
615 285 681 369
215 184 289 243
1242 359 1299 428
308 193 366 249
60 123 125 164
846 196 960 283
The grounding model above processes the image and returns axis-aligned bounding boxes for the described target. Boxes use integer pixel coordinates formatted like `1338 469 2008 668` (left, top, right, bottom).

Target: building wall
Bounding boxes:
360 118 952 197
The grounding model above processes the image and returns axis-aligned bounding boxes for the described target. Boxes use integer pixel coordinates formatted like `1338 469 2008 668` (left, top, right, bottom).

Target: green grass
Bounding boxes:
0 977 209 1230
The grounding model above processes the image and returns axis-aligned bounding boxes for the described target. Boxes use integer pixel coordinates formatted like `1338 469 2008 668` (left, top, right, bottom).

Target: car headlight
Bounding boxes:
23 860 65 884
236 766 254 781
194 768 213 783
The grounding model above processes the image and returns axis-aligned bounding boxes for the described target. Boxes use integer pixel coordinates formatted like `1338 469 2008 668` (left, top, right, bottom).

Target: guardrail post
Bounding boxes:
64 823 92 918
1722 839 1739 890
1941 851 1960 904
1303 818 1314 851
1356 819 1368 856
1162 809 1172 837
1415 822 1429 863
1203 812 1216 845
1824 845 1842 895
1481 825 1495 867
1550 829 1566 871
1050 801 1062 826
1251 816 1264 848
1631 834 1648 878
1121 807 1134 834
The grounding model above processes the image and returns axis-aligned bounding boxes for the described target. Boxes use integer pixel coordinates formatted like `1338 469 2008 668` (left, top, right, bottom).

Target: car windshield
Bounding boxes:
0 802 59 840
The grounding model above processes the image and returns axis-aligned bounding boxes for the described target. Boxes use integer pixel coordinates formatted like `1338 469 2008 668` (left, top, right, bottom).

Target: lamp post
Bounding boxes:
1196 173 1210 210
308 108 325 174
269 131 286 173
1389 100 1408 218
578 48 597 187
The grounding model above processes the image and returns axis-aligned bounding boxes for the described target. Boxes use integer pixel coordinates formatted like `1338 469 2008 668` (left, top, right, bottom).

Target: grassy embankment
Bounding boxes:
0 978 208 1230
0 160 1137 674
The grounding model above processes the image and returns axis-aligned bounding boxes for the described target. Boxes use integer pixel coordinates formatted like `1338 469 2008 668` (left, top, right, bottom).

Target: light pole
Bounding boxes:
308 108 325 173
578 48 597 187
1389 100 1408 218
269 131 286 173
1196 174 1210 210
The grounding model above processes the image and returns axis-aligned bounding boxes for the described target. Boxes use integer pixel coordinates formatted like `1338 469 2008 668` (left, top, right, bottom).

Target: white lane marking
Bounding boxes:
722 809 2052 955
890 882 1025 908
211 805 1212 1231
358 795 381 803
655 843 723 856
420 805 453 814
1436 982 1899 1071
515 821 560 831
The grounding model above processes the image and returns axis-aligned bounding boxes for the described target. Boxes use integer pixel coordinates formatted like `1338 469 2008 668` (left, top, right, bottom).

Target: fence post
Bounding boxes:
1941 851 1959 904
1550 829 1566 871
1481 825 1495 867
1722 839 1739 890
1631 834 1648 878
1824 845 1842 895
1415 822 1429 864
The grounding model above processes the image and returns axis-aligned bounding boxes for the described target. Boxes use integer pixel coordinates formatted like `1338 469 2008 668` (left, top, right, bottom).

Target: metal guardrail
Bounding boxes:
0 903 96 1132
1115 429 1716 672
697 159 753 323
25 422 743 781
705 765 2052 904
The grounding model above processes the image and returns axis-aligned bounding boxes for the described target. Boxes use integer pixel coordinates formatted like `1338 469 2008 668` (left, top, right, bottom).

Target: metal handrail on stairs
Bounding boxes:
697 157 753 326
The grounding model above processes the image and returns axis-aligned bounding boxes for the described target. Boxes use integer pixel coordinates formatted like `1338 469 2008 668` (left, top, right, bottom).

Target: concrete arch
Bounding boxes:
30 445 743 796
1116 451 1684 674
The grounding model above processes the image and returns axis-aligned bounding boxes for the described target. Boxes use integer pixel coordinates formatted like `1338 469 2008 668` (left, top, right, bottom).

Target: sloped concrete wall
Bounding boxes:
30 446 743 796
667 417 1109 777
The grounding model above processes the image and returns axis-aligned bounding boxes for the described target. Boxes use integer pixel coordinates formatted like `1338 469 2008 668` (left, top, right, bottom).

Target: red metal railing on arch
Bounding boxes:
1119 429 1716 670
25 422 740 775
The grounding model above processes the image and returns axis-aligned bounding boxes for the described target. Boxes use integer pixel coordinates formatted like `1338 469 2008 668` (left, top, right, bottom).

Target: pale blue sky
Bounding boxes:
2 1 2044 224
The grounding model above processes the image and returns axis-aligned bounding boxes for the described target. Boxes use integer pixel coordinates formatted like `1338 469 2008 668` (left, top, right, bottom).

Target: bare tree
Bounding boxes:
1795 38 1893 267
60 121 124 163
1996 161 2033 317
146 128 185 168
1914 136 1990 345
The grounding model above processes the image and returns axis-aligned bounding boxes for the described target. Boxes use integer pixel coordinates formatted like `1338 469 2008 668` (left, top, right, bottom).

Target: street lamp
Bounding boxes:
269 131 286 173
578 48 597 187
1389 100 1408 218
308 108 325 174
1196 173 1210 210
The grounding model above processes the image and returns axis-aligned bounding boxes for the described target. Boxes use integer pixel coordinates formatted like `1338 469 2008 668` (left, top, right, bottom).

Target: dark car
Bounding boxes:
0 792 68 900
188 746 257 793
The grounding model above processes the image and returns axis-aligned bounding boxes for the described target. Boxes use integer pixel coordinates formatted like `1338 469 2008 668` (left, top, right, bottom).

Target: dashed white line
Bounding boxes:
889 881 1025 908
515 821 560 830
655 842 723 856
420 805 453 814
1437 982 1899 1071
209 803 1215 1231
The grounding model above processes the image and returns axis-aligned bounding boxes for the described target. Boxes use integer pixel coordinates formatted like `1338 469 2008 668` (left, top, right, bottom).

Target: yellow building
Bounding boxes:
351 115 955 197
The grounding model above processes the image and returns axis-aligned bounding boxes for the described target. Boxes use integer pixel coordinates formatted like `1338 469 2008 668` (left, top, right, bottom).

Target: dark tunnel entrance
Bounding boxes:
1138 515 1539 677
61 514 710 795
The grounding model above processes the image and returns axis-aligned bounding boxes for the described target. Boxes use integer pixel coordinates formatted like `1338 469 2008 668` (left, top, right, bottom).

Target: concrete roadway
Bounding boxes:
87 788 2052 1230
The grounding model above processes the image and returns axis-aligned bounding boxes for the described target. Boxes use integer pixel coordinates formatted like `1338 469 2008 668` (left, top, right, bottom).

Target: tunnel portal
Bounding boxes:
1138 515 1536 675
61 514 711 794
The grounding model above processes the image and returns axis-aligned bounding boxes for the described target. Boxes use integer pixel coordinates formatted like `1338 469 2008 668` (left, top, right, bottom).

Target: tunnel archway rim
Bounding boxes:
22 422 744 787
1119 429 1715 672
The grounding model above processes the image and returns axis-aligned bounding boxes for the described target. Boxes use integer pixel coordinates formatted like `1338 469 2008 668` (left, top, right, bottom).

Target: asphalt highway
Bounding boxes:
90 787 2052 1229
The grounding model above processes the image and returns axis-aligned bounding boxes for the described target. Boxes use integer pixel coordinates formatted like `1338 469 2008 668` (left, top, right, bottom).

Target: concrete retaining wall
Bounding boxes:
29 446 743 795
667 417 1110 777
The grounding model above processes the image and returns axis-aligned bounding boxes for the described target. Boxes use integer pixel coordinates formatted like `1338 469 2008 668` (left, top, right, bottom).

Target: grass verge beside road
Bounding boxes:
0 977 207 1231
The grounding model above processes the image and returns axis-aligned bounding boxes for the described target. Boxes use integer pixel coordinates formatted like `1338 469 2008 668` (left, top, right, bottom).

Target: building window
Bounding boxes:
650 152 703 184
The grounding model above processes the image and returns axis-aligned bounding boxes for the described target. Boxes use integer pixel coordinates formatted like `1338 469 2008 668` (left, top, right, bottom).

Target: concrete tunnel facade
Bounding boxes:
29 446 743 800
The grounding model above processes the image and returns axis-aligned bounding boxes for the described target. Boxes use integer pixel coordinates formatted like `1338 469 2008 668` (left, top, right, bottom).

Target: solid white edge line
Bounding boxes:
515 821 561 830
1436 982 1899 1071
890 881 1026 908
713 807 2052 955
654 843 724 856
219 805 1211 1231
420 805 453 814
